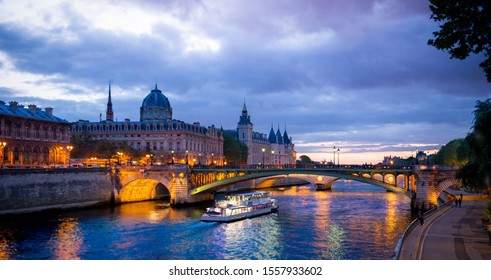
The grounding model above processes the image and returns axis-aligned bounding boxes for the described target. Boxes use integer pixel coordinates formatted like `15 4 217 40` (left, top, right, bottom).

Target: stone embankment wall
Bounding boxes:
0 168 115 215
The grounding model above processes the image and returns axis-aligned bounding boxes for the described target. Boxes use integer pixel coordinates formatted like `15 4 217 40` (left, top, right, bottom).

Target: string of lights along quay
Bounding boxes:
0 181 413 260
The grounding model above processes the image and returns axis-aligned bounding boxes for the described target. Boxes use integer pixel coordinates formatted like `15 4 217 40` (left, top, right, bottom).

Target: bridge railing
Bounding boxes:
190 163 414 170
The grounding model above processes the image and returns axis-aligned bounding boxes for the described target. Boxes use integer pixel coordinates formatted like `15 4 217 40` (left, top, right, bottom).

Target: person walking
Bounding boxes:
419 210 425 225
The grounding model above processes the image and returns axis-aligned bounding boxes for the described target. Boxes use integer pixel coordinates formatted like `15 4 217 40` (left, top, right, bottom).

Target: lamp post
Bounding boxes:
198 153 202 165
262 148 265 168
186 150 189 165
434 147 437 165
271 150 275 165
333 146 336 166
211 153 214 166
0 142 6 168
337 148 340 168
66 145 73 166
171 150 174 164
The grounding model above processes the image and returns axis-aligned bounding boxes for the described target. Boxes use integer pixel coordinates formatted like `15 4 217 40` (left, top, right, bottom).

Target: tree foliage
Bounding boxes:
436 138 469 166
223 131 248 164
70 133 143 160
457 99 491 192
428 0 491 82
297 155 314 166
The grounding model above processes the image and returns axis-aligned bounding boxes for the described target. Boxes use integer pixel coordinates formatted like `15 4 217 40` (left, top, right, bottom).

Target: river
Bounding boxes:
0 180 413 260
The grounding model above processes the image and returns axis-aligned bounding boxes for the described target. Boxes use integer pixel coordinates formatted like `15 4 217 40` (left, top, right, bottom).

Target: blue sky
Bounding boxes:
0 0 489 164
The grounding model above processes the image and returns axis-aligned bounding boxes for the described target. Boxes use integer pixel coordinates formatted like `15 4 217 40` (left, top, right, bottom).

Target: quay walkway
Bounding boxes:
397 192 491 260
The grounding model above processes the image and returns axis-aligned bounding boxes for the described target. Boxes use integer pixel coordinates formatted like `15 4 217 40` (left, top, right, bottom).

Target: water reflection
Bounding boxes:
118 201 171 225
0 180 412 260
0 227 15 260
48 217 84 260
217 215 282 259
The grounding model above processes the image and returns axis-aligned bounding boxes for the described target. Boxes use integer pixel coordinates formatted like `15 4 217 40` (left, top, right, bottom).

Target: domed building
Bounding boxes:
72 83 223 165
140 85 172 122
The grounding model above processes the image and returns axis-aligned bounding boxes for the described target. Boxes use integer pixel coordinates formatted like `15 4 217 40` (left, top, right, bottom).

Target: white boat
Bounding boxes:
201 191 278 222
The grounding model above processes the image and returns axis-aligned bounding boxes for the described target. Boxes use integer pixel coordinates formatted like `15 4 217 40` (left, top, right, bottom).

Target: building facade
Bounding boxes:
235 103 296 165
71 84 224 165
0 101 72 167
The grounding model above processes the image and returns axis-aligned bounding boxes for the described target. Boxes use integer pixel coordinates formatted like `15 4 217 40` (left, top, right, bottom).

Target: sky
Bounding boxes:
0 0 489 164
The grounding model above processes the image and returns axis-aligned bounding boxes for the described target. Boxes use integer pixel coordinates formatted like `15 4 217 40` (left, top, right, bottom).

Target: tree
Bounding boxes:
436 138 469 166
457 99 491 192
297 155 314 166
428 0 491 82
71 133 142 162
223 131 248 164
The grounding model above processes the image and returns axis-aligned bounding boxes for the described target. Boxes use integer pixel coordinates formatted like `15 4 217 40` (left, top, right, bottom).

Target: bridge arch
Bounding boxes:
435 178 461 197
190 169 413 198
119 178 170 203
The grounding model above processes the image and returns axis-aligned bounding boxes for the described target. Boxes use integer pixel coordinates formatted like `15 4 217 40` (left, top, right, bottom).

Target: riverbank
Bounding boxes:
397 192 490 260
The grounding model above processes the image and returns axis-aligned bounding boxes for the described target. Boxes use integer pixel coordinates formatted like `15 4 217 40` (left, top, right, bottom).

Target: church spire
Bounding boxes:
106 81 114 122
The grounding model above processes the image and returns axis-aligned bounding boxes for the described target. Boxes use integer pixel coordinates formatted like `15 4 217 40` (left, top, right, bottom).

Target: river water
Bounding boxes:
0 180 413 260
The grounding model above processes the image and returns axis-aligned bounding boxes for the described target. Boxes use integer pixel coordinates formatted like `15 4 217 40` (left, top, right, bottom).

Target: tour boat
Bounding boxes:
200 191 278 222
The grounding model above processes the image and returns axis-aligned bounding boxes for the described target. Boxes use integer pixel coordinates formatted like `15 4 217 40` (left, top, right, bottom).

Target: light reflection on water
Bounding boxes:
0 180 413 260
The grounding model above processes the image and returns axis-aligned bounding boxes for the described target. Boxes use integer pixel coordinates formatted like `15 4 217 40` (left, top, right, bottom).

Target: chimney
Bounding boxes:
28 104 37 114
9 101 18 111
45 107 53 116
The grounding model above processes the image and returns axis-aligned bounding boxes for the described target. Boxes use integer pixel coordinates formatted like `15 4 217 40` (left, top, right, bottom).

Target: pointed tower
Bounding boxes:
237 102 253 163
106 81 114 122
268 123 277 143
276 124 283 144
283 125 290 145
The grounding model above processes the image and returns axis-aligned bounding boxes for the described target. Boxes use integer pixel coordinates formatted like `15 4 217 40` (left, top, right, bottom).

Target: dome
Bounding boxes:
140 84 173 121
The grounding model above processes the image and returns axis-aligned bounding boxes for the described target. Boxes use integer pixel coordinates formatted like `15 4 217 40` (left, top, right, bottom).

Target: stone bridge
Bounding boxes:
0 164 460 215
115 164 459 210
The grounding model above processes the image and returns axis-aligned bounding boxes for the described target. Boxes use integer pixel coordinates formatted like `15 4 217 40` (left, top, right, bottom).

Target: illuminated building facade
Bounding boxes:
235 103 296 165
0 100 72 167
71 84 224 165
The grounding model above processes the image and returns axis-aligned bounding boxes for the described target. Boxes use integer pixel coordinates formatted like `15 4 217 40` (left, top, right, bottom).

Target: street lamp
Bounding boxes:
262 148 265 168
211 153 214 166
0 142 6 168
271 150 275 165
337 148 340 167
186 150 189 165
198 153 202 165
66 145 73 166
333 146 336 166
171 150 174 164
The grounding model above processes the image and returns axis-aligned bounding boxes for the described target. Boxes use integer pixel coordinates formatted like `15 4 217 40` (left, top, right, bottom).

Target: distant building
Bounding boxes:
228 103 296 165
71 84 223 165
0 100 71 167
383 155 406 165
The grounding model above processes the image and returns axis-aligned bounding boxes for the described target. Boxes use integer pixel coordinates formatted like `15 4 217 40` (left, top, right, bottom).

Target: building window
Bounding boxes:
169 142 173 151
153 142 157 151
137 142 141 149
177 142 181 151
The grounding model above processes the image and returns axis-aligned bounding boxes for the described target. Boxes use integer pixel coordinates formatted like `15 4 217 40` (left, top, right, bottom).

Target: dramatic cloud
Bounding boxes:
0 0 489 163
